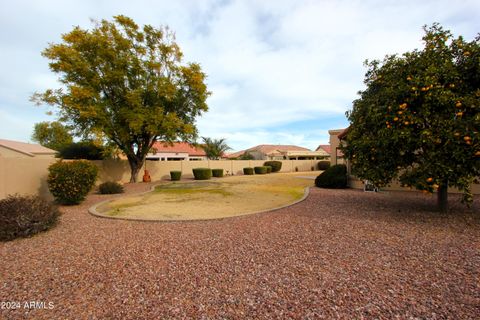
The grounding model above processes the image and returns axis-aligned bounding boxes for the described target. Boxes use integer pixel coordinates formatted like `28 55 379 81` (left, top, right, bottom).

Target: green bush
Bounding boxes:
0 195 60 241
59 141 105 160
243 167 254 175
315 164 347 189
170 171 182 181
98 181 124 194
192 168 212 180
47 160 98 204
212 169 224 177
265 166 272 173
254 166 268 174
264 161 282 172
318 161 331 170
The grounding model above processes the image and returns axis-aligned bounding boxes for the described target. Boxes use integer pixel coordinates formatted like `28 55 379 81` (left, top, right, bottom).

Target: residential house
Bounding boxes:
146 142 207 161
328 129 347 165
0 139 57 158
227 144 328 160
315 144 331 160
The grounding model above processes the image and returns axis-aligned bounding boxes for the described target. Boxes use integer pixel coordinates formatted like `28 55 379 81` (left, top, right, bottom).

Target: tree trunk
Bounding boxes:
128 157 143 183
437 183 448 213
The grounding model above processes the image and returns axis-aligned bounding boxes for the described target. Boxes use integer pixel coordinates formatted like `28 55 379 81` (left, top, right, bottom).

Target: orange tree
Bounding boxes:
32 16 209 182
342 24 480 212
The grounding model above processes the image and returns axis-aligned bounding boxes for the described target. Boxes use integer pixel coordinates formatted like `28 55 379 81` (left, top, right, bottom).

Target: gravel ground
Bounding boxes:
1 184 479 319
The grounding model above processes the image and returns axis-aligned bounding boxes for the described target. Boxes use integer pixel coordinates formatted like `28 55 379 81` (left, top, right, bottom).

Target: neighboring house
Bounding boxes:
328 129 347 166
315 144 331 160
146 142 207 161
0 139 57 158
227 144 328 160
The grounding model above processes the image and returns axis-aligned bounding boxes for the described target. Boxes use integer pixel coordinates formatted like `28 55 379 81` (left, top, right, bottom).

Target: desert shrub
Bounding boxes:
58 141 105 160
170 171 182 181
264 161 282 172
47 160 98 204
212 169 224 177
192 168 212 180
98 181 124 194
243 167 254 175
265 166 272 173
315 164 347 189
318 161 331 170
0 195 60 241
254 166 268 174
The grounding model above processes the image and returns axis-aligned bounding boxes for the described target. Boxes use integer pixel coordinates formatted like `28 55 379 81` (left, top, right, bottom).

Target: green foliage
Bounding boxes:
98 181 124 194
47 160 98 204
212 169 224 177
0 195 60 241
192 168 212 180
32 16 210 182
58 141 105 160
315 165 348 189
238 152 254 160
201 137 231 160
265 166 272 173
264 161 282 172
318 161 331 170
342 24 480 206
243 167 254 175
170 171 182 181
31 121 73 151
254 166 268 174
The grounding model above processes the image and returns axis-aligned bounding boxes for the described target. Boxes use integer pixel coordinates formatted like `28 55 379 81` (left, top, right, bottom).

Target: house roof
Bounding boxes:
315 144 331 154
226 144 311 158
337 127 349 140
151 142 206 156
0 139 57 157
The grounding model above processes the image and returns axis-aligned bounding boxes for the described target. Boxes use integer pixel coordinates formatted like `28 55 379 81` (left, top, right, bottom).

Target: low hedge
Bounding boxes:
263 161 282 172
212 169 224 177
0 195 60 241
98 181 124 194
315 164 347 189
192 168 212 180
265 166 272 173
170 171 182 181
318 161 331 170
254 166 268 174
243 167 254 175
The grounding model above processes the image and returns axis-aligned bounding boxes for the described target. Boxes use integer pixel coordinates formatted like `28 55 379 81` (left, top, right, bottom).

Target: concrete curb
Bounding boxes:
88 182 311 223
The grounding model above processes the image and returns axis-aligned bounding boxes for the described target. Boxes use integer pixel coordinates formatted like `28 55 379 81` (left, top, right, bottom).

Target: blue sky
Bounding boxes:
0 0 479 152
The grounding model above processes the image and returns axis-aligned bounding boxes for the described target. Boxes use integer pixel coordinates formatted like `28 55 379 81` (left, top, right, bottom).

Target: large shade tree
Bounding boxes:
342 24 480 212
32 16 210 182
31 121 73 151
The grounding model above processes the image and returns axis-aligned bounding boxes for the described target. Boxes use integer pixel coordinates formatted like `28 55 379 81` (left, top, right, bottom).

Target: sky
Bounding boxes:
0 0 479 152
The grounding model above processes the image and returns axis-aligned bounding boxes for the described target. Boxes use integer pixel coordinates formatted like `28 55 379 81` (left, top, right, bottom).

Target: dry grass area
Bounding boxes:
94 172 317 220
0 183 479 319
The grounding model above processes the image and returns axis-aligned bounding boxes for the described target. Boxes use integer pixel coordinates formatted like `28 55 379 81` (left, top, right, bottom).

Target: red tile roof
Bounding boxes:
315 144 331 154
151 142 206 156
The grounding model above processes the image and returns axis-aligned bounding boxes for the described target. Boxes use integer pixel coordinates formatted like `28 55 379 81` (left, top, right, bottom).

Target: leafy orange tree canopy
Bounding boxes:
342 24 480 210
32 16 210 182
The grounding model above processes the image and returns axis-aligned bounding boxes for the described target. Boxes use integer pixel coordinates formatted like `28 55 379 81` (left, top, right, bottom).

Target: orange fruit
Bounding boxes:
426 177 433 183
456 102 462 108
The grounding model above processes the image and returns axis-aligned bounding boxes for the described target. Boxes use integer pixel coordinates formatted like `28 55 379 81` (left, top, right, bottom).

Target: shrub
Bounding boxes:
98 181 124 194
265 166 272 173
47 160 98 204
264 161 282 172
212 169 224 177
254 166 268 174
0 195 60 241
58 141 105 160
192 168 212 180
318 161 331 170
243 167 254 175
170 171 182 181
315 164 347 189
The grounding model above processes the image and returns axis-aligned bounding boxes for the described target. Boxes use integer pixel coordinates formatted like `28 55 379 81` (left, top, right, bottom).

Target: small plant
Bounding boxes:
212 169 224 177
263 161 282 172
265 166 272 173
243 167 254 175
311 166 315 171
170 171 182 181
295 167 298 172
254 166 268 174
0 195 60 241
192 168 212 180
47 160 98 205
98 181 124 194
315 164 347 189
318 161 331 170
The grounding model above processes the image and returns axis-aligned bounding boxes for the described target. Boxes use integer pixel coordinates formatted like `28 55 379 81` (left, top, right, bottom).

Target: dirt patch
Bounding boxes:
94 172 317 220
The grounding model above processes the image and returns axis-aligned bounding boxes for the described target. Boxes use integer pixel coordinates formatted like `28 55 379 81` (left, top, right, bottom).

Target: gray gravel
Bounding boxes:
1 184 479 319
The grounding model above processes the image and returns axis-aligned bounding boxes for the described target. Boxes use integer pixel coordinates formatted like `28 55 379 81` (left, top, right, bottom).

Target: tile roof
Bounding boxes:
151 142 206 156
315 144 331 154
0 139 57 157
225 144 311 159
